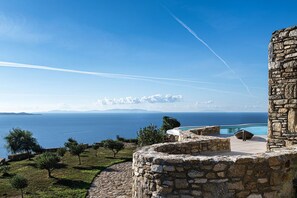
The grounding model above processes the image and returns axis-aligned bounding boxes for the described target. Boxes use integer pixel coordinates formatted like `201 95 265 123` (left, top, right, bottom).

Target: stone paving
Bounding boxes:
87 162 132 198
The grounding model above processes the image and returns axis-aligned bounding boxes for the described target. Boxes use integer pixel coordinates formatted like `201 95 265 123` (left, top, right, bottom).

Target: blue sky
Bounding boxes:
0 0 296 112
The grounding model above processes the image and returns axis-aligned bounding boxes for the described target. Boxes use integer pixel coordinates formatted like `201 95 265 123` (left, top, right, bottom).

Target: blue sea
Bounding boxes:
0 112 267 158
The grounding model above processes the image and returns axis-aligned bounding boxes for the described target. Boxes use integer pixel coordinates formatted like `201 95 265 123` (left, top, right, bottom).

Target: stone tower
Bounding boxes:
268 26 297 150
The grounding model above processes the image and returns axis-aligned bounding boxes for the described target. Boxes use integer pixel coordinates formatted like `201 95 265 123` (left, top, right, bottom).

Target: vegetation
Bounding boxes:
36 152 60 178
0 147 134 197
102 139 124 158
69 144 86 165
137 124 165 146
64 138 86 165
4 128 40 159
56 148 67 157
0 165 10 176
64 138 78 149
10 175 28 198
116 135 138 144
161 116 181 132
92 143 101 157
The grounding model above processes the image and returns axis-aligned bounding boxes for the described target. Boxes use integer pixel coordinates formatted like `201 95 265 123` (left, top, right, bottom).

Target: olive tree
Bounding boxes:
92 143 101 157
4 128 40 159
10 175 28 198
102 139 124 158
36 152 60 178
69 144 85 165
137 124 165 146
56 147 67 157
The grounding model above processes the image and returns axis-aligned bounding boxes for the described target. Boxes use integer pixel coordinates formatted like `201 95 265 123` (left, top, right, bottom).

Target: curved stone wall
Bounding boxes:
132 136 297 198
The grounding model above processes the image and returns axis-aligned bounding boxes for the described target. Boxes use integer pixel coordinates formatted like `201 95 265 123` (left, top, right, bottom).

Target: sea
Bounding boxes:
0 112 267 158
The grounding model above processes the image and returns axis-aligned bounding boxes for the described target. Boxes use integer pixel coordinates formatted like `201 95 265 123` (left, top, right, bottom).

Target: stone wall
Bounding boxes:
188 126 220 136
133 137 297 198
268 26 297 150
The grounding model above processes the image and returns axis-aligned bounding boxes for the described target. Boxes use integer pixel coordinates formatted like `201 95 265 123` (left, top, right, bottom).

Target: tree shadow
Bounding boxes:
105 157 132 161
27 162 67 169
73 165 105 171
0 173 15 178
54 178 90 189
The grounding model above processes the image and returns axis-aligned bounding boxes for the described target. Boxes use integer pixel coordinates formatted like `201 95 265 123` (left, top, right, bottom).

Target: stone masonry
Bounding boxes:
132 137 297 197
268 26 297 150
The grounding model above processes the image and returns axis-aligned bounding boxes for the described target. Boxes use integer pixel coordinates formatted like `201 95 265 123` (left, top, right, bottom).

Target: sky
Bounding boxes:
0 0 296 112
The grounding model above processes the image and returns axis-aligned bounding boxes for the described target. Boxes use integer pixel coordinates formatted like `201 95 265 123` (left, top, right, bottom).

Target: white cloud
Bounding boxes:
97 94 183 105
195 100 213 105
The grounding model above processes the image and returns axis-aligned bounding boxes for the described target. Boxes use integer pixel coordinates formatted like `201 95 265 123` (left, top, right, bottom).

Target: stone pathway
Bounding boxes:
87 162 132 198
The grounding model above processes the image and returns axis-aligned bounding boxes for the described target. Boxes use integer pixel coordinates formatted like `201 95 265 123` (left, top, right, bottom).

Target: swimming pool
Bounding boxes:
178 123 267 135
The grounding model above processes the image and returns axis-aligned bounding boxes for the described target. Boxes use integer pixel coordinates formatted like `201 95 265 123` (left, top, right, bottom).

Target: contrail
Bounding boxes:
0 61 252 96
0 61 215 85
163 6 252 96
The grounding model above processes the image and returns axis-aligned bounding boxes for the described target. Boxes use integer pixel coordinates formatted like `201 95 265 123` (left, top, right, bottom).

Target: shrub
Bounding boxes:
0 165 10 176
137 124 165 146
57 148 67 157
36 152 60 178
102 139 124 158
161 116 181 132
10 175 28 198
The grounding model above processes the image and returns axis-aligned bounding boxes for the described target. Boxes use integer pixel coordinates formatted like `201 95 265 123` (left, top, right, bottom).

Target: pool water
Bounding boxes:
179 123 268 135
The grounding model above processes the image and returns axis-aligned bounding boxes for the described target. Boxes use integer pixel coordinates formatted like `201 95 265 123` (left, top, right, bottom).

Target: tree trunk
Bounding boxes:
113 151 116 158
27 150 31 160
47 168 52 178
78 155 81 165
20 188 23 198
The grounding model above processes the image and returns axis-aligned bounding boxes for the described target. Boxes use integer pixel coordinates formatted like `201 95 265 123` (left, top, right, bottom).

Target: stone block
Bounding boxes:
228 181 244 190
187 170 204 178
213 163 227 171
247 194 262 198
151 165 163 173
288 109 297 132
175 179 188 189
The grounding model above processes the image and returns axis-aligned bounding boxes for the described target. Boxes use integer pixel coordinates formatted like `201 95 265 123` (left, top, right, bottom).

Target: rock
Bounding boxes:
228 165 246 177
175 179 188 189
163 165 175 172
213 163 227 171
228 181 244 190
257 178 268 184
187 170 204 178
247 194 262 198
194 178 207 183
151 165 163 173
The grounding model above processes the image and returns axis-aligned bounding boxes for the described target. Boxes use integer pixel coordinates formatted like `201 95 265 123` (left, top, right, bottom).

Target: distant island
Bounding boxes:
44 109 160 113
0 112 39 115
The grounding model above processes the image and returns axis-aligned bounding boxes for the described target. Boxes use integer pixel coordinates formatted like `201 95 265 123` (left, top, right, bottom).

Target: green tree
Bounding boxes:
64 138 78 149
0 165 10 176
4 128 40 159
102 139 124 158
10 175 28 198
56 147 67 157
36 152 60 178
137 124 165 146
92 143 101 157
161 116 181 132
69 144 85 165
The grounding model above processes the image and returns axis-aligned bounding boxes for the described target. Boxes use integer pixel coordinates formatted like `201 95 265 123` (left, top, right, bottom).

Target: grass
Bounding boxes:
0 147 134 197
